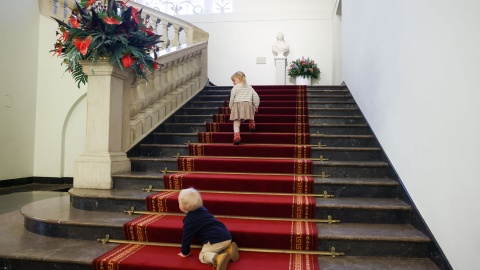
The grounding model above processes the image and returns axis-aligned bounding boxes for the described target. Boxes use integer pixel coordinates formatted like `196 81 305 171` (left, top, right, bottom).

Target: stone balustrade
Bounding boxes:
129 43 208 150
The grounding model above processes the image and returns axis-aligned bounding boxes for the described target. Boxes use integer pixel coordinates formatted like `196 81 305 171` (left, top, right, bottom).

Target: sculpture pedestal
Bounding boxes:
275 56 287 85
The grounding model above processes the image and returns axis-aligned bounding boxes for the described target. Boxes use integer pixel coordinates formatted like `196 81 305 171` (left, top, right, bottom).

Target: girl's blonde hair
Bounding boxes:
178 187 203 212
231 71 247 86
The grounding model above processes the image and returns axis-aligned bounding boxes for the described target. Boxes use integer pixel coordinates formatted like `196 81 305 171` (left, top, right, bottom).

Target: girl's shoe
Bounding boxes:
233 132 241 145
248 121 256 131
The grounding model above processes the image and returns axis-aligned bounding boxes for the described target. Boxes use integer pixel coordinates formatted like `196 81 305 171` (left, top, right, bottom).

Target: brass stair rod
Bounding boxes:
124 208 340 224
178 155 326 161
97 235 344 257
184 141 326 148
187 142 326 148
161 167 331 178
143 186 334 198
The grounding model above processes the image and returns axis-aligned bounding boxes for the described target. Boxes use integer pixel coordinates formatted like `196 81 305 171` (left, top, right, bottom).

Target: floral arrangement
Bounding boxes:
52 0 163 87
287 57 320 79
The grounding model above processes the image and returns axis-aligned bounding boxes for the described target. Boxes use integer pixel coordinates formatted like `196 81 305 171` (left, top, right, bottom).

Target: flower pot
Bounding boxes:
295 76 311 86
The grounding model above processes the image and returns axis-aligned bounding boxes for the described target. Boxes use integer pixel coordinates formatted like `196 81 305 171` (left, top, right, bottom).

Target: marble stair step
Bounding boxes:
311 160 388 178
182 106 360 116
112 172 398 199
138 143 382 161
313 134 377 147
22 197 419 248
151 132 378 147
130 156 177 172
173 114 366 124
187 100 362 113
194 94 354 102
188 100 225 108
309 115 366 124
315 197 411 223
308 102 358 109
0 210 116 270
68 188 399 223
163 122 372 135
129 155 389 178
318 256 440 270
204 89 350 96
314 177 399 198
317 223 431 257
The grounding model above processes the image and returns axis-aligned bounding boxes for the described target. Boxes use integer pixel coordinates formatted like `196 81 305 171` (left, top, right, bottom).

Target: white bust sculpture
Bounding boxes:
272 32 289 57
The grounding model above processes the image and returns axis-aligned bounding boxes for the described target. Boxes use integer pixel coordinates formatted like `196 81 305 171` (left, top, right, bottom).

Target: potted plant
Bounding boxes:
51 0 163 87
287 57 320 85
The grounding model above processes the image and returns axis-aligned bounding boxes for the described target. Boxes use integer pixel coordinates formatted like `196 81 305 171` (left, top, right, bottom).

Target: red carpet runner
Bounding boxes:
93 85 320 270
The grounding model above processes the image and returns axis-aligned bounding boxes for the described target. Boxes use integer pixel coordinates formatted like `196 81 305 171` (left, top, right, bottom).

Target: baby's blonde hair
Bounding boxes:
231 71 247 86
178 188 203 212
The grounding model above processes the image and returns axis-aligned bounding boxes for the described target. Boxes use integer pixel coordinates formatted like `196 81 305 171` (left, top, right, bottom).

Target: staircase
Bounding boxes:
1 85 450 269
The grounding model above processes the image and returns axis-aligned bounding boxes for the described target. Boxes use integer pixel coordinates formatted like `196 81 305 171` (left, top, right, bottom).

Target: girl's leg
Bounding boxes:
233 120 241 145
233 120 241 133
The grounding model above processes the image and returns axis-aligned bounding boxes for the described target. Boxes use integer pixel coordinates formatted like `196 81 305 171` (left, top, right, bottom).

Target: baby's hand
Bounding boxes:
178 252 191 258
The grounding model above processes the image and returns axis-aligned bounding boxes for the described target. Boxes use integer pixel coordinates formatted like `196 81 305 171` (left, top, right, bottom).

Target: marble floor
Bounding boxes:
0 190 68 214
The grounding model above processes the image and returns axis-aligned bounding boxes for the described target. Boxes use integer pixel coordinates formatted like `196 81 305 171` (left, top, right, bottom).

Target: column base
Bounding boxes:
74 152 131 189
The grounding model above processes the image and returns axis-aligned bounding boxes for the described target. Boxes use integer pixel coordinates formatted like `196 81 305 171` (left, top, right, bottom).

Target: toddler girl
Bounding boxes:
229 71 260 145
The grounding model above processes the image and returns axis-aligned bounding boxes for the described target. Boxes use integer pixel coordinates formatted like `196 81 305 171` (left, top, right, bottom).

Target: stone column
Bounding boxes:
275 56 287 85
74 61 132 189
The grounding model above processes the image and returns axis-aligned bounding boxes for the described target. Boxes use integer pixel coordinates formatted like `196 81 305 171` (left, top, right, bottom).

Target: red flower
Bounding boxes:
72 36 92 55
153 62 160 70
121 53 135 67
85 0 96 7
69 16 80 28
53 43 63 57
103 16 122 25
142 27 155 36
59 28 69 41
139 63 145 71
131 6 140 24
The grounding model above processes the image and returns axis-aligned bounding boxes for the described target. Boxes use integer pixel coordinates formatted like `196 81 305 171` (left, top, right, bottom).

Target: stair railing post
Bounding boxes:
73 60 132 189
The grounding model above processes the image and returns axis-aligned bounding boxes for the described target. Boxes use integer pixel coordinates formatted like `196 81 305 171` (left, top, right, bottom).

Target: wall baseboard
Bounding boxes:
0 177 73 188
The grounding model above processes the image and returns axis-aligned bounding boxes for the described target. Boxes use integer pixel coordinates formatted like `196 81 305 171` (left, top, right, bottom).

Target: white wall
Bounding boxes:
0 0 39 181
177 0 334 86
343 0 480 269
34 16 87 178
332 0 343 84
1 1 334 180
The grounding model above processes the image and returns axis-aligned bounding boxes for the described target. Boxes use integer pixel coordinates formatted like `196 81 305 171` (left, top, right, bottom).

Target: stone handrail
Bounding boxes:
39 0 208 47
39 0 209 189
